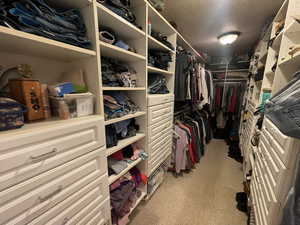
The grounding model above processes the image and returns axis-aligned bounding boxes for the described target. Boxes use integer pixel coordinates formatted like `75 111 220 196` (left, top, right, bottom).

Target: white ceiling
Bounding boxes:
163 0 284 56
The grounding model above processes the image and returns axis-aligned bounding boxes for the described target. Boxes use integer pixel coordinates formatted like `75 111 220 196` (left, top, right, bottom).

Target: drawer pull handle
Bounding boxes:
39 185 62 202
30 148 58 162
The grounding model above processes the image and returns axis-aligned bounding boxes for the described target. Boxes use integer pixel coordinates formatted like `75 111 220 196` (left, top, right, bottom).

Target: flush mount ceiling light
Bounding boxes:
218 32 240 45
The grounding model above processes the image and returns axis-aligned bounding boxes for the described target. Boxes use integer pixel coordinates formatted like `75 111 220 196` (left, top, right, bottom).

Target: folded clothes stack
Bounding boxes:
108 144 148 175
148 73 169 94
104 91 139 120
97 0 139 28
101 57 137 87
148 50 172 70
110 167 147 224
0 0 91 48
105 118 139 148
151 29 174 50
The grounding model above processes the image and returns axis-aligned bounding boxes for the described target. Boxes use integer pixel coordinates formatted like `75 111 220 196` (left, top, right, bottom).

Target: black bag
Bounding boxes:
0 97 26 131
105 124 118 148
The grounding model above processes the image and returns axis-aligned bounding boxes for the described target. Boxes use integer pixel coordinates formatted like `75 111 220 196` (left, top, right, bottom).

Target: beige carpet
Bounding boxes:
129 139 247 225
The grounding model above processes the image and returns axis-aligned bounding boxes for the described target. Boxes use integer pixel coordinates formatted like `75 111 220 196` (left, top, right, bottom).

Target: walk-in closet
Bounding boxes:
0 0 299 225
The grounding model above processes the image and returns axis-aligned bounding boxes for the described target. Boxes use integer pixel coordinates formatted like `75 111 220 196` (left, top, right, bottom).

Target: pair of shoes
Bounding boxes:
235 192 248 213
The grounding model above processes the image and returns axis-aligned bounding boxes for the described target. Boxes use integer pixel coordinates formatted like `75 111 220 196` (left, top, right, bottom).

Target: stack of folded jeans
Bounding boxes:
105 118 139 147
0 0 91 48
101 57 137 87
104 91 139 120
148 50 172 70
151 29 174 50
265 70 300 139
148 73 169 94
97 0 138 27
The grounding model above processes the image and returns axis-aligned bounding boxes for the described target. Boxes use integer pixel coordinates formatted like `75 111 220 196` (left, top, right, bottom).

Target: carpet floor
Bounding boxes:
129 139 247 225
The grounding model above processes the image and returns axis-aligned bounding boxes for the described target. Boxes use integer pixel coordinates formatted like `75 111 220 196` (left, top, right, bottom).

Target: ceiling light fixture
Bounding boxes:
218 31 240 45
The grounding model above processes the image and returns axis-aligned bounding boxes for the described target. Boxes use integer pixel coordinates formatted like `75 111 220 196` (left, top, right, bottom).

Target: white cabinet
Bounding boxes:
251 118 300 225
0 117 110 225
147 95 174 175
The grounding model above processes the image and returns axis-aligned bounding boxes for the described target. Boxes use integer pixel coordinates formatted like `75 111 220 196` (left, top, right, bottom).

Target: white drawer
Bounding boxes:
264 118 290 150
2 149 108 225
76 198 110 225
148 117 172 143
149 132 172 155
148 94 174 106
263 127 293 167
149 141 172 173
150 135 172 161
0 116 105 191
148 103 173 126
28 185 104 225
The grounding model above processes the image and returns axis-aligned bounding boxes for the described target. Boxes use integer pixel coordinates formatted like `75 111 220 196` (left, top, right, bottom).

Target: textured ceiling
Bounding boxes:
163 0 284 57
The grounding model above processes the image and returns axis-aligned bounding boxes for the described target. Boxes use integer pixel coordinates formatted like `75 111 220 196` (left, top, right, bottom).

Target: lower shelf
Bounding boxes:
108 158 143 184
130 191 146 214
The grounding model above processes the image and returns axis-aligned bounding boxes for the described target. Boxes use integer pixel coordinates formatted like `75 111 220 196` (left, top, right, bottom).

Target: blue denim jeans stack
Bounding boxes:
0 0 91 48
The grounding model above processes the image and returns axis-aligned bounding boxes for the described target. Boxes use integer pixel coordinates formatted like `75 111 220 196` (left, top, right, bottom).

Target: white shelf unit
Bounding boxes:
241 1 300 225
0 0 112 224
0 0 206 224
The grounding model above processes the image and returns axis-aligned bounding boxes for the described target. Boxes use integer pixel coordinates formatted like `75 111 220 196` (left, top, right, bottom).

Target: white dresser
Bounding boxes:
0 116 111 225
147 94 174 175
251 118 300 225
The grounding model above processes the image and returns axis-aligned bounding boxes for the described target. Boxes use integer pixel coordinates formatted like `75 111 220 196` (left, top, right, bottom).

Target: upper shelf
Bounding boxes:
147 66 174 75
279 51 300 72
147 35 175 53
96 3 146 40
271 30 284 52
176 32 206 63
45 0 92 9
100 41 146 62
0 26 96 62
273 0 288 22
147 2 176 35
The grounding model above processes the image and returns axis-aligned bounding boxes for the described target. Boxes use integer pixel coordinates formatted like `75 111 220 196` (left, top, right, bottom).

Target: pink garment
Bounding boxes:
118 213 130 225
175 125 189 173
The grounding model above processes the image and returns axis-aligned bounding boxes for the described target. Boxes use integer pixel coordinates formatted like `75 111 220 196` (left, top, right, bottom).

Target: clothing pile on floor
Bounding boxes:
172 109 212 176
108 144 148 176
148 73 169 94
101 57 137 87
105 119 139 148
110 167 147 225
148 50 172 70
104 92 139 120
0 0 91 48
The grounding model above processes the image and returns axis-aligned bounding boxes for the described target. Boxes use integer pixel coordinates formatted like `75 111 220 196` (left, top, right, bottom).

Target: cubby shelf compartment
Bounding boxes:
104 112 146 125
285 20 300 40
147 2 176 35
147 66 173 75
271 30 284 52
102 87 146 91
96 3 146 40
279 51 300 71
0 26 96 62
100 41 146 62
106 133 146 156
147 35 175 53
108 158 143 184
